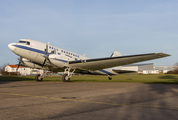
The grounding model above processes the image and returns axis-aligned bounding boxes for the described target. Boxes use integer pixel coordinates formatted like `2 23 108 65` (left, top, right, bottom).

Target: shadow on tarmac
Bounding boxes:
156 75 178 84
0 76 35 85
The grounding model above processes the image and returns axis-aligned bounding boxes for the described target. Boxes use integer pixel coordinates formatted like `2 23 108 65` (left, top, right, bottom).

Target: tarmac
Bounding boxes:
1 81 178 120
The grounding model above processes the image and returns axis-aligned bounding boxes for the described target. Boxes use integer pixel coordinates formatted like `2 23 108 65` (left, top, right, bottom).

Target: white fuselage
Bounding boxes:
8 39 118 75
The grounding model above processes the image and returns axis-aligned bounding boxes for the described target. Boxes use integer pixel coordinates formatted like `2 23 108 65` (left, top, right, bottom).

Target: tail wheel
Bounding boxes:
35 74 43 82
62 73 70 82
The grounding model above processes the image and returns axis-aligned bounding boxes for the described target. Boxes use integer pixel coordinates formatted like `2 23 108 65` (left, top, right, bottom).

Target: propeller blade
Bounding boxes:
16 62 20 71
46 44 48 55
47 57 52 65
16 57 22 71
42 58 47 67
49 50 54 55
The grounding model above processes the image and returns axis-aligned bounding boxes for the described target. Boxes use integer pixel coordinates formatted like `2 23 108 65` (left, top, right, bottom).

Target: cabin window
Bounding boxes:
61 50 63 52
49 46 51 49
58 53 60 55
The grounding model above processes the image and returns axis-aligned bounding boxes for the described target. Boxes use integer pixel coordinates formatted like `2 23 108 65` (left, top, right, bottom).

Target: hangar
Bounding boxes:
113 63 154 74
154 66 175 74
119 64 175 74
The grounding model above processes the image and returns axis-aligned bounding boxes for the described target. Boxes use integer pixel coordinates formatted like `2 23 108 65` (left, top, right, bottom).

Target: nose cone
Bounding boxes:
8 43 16 52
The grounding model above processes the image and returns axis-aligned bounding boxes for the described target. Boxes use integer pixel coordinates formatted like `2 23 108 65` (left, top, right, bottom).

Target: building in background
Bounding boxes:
5 65 43 75
115 63 154 74
154 66 175 74
114 63 175 74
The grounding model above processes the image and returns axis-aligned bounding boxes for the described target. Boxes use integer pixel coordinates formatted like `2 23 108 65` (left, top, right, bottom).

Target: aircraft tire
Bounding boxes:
62 74 70 82
35 74 43 82
108 77 112 80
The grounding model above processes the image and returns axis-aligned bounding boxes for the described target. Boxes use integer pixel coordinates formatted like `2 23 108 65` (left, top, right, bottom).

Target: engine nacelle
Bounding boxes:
49 54 69 68
22 58 43 69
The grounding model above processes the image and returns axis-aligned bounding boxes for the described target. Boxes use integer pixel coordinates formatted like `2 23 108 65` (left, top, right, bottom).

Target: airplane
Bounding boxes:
8 39 170 82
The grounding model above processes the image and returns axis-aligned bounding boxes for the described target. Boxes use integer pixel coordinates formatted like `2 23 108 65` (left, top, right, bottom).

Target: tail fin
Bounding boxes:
110 51 122 57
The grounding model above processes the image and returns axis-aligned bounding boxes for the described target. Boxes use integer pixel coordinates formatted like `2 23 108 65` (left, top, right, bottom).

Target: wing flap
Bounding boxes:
69 53 170 70
112 69 137 74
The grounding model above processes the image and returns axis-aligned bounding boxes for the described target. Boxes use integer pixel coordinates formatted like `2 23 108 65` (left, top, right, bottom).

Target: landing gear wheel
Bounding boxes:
62 74 70 82
35 74 43 82
108 76 112 80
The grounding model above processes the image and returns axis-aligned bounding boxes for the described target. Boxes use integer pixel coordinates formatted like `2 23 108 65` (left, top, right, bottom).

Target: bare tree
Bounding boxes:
0 63 10 76
173 62 178 74
0 66 2 73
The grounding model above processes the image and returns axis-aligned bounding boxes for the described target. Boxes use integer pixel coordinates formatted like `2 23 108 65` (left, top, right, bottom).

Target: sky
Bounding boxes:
0 0 178 67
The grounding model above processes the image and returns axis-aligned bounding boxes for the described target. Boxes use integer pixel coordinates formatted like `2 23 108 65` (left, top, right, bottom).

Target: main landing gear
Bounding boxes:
35 71 47 82
62 68 75 82
35 74 43 82
35 68 111 82
35 68 75 82
108 75 112 80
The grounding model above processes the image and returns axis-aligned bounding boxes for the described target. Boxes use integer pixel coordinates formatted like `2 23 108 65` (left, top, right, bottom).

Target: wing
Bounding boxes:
69 53 170 71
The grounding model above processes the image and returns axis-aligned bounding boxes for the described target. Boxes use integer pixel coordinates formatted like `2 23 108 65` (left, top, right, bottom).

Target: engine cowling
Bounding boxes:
22 58 43 69
49 54 69 68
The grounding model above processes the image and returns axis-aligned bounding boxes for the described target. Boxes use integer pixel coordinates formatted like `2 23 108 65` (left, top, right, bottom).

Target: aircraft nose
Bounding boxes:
8 43 16 52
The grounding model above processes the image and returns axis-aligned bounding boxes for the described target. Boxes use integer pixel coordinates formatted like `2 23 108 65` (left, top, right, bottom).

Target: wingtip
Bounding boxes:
156 52 171 57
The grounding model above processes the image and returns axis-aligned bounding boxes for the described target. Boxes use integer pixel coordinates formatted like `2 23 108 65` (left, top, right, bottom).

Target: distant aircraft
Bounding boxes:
8 39 170 82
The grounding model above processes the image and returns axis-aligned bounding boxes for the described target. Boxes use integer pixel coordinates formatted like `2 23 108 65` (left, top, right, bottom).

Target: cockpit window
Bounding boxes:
18 41 30 45
27 41 30 45
19 41 26 43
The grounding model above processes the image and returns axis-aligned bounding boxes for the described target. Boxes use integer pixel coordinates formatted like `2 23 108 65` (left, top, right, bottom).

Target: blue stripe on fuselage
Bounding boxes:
13 45 69 63
13 45 47 55
51 58 68 63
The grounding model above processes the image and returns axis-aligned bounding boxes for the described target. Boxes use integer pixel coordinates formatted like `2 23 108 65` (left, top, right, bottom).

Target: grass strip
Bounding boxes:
1 74 178 84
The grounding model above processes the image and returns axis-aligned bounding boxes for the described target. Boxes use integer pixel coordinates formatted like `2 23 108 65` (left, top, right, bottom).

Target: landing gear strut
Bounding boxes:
62 68 75 82
108 75 112 80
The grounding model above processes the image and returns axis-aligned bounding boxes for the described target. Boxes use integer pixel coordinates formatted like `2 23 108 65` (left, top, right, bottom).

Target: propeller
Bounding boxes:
41 43 54 68
16 57 24 71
